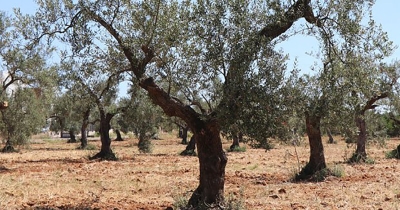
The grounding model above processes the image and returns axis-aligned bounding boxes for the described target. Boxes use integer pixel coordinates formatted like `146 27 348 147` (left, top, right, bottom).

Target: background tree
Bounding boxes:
0 10 57 151
119 88 164 153
0 87 47 152
61 58 126 160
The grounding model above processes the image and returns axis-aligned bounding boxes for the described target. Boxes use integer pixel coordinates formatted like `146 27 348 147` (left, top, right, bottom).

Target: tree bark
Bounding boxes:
352 93 389 162
188 122 227 208
229 132 242 151
296 112 327 181
352 113 368 162
79 110 89 149
90 111 116 160
181 126 188 145
180 135 196 156
67 129 77 143
114 129 123 141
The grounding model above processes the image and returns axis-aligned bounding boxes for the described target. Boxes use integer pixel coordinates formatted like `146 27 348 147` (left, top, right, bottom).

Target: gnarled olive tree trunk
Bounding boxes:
90 111 116 160
230 132 243 151
296 112 326 181
188 121 227 207
180 134 196 156
79 109 90 149
114 129 123 141
352 93 388 162
180 126 188 145
67 129 77 143
353 113 367 161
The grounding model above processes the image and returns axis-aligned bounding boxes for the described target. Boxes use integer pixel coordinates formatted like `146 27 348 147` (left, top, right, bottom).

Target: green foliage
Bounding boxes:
330 164 346 178
347 153 375 164
119 89 163 153
172 195 188 210
77 143 97 151
0 87 47 147
228 146 247 153
385 145 400 159
247 137 274 150
138 138 153 154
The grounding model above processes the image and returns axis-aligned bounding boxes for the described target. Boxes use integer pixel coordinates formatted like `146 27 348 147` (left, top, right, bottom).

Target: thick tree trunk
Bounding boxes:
352 113 368 162
188 122 227 208
296 113 327 181
180 135 196 156
90 112 116 160
181 126 188 145
114 129 123 141
67 129 77 143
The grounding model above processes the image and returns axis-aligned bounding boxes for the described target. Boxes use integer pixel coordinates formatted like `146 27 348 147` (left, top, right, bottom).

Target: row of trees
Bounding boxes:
1 0 400 208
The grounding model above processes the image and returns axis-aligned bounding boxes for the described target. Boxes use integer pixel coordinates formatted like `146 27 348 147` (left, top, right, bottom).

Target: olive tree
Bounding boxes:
0 10 56 151
30 0 395 207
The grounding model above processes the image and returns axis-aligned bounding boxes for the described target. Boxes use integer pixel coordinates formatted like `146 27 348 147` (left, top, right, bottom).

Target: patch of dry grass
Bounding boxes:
0 134 399 209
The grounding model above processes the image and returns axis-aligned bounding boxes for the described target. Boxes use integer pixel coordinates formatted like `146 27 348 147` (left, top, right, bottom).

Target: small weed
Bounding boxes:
224 188 246 210
249 164 258 170
347 153 375 164
330 164 345 178
172 195 188 210
312 168 330 182
228 146 246 153
77 143 97 150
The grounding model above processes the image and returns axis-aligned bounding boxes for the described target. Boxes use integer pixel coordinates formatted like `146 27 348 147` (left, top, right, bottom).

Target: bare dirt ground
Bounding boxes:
0 133 399 210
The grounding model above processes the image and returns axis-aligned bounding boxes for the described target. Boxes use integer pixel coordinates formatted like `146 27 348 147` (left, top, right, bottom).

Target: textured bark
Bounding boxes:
114 129 123 141
296 113 326 181
90 112 116 160
352 93 388 162
79 109 90 149
230 132 243 151
67 129 77 143
180 135 196 156
181 126 188 145
352 114 368 161
188 123 227 208
327 128 334 144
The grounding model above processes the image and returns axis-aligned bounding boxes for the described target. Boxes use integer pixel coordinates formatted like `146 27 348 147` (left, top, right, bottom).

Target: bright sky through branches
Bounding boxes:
2 1 400 96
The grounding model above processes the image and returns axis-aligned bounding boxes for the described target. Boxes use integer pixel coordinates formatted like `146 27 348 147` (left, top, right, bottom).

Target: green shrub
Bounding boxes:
330 164 345 178
385 145 400 159
138 138 153 153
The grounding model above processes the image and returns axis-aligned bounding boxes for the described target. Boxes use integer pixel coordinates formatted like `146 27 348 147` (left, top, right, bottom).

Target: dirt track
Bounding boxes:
0 135 399 209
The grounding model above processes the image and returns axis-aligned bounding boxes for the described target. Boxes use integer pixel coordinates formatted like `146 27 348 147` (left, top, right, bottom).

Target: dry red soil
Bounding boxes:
0 134 399 210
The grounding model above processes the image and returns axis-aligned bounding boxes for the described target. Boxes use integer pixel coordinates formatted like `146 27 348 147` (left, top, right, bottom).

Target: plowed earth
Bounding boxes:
0 134 399 210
